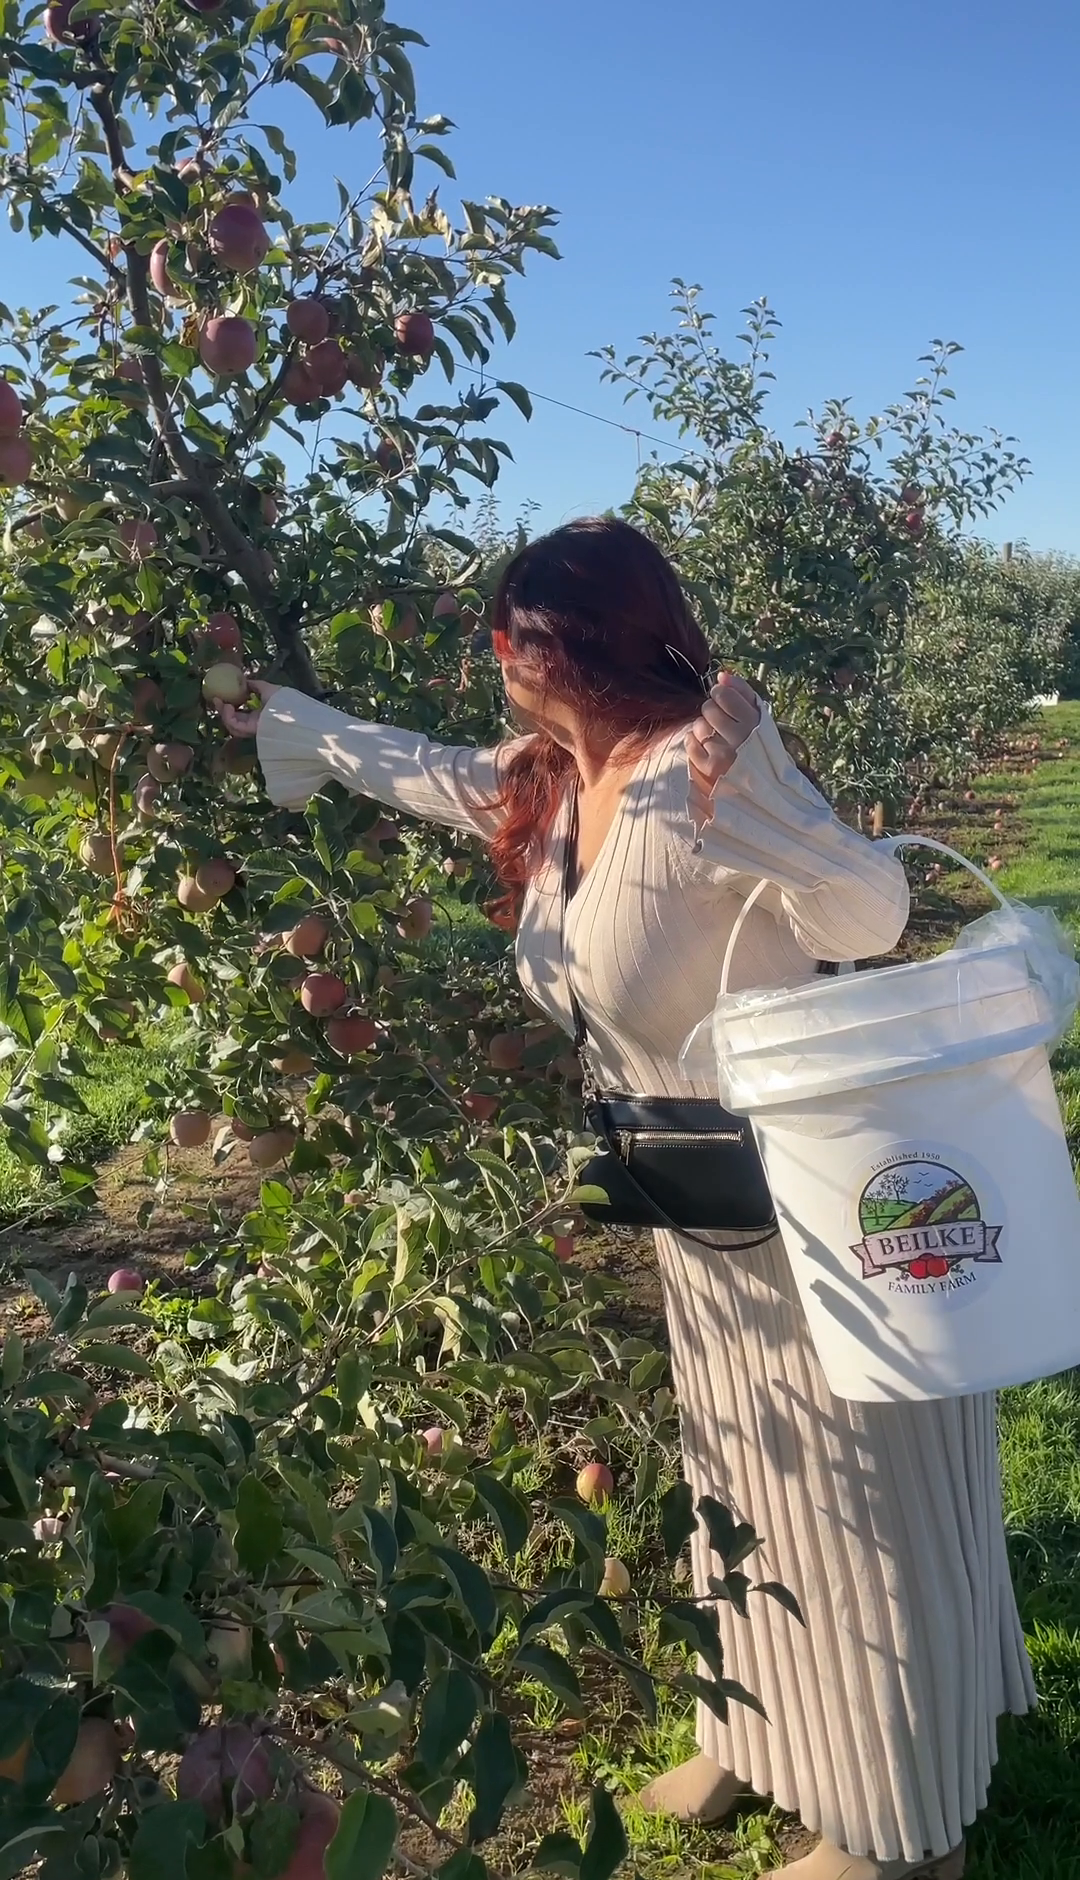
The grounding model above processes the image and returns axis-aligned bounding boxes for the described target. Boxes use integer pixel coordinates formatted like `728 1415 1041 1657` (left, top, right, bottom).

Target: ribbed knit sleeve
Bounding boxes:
255 687 510 835
675 709 909 962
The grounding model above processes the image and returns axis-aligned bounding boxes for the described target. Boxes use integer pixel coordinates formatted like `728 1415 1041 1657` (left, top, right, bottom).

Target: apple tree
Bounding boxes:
0 0 568 1185
596 283 1036 823
901 540 1071 796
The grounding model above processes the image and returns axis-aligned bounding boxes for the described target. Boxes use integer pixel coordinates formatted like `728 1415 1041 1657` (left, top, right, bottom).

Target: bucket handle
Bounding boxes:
718 834 1009 999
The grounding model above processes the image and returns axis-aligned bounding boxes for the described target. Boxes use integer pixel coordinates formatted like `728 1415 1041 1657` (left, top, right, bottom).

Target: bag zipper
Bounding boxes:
613 1127 745 1149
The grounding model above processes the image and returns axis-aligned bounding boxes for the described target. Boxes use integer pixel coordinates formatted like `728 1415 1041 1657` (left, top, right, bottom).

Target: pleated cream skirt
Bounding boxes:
655 1226 1036 1861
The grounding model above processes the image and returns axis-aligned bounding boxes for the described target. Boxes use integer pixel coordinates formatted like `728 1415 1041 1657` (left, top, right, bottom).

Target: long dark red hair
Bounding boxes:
487 518 711 913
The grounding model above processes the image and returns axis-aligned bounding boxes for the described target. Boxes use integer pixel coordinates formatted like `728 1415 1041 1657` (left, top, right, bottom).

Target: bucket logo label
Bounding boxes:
852 1157 1003 1287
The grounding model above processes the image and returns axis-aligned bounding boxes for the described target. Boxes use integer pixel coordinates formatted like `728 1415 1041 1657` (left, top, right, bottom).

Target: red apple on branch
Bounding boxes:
0 380 23 435
325 1014 379 1055
205 611 243 656
247 1127 297 1169
170 1109 211 1148
0 436 33 487
167 962 207 1002
300 973 347 1015
576 1460 614 1505
395 310 436 358
44 0 96 41
307 338 349 396
282 356 321 405
286 297 330 344
117 518 158 561
488 1031 525 1071
208 202 270 274
148 741 194 781
284 916 328 958
199 316 257 376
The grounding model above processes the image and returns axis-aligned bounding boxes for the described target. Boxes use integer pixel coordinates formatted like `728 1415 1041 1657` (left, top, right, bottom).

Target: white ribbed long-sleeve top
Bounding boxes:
256 690 908 1096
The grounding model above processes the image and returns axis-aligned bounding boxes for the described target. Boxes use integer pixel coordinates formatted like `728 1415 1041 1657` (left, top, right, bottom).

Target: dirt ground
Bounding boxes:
0 1137 268 1326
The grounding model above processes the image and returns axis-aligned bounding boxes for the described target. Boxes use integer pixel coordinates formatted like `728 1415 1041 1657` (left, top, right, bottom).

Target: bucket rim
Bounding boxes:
715 939 1032 1023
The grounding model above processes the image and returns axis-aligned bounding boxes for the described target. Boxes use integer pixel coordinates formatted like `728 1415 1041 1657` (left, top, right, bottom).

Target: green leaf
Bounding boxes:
124 1590 205 1662
417 1667 478 1774
579 1786 627 1880
4 895 35 934
657 1599 725 1682
22 1270 61 1319
496 380 532 421
633 1448 659 1506
512 1642 583 1716
106 1480 167 1558
754 1580 806 1626
1 1333 25 1389
360 1505 399 1589
75 1342 153 1377
248 1800 301 1880
416 142 456 178
466 1711 523 1842
698 1497 762 1572
436 1857 488 1880
235 1474 285 1577
659 1480 696 1559
325 1789 397 1880
717 1676 769 1720
470 1469 531 1557
518 1588 595 1646
549 1497 606 1567
25 1692 79 1799
677 1670 729 1725
709 1569 750 1618
128 1800 206 1880
51 1279 89 1336
430 1545 497 1643
533 1832 583 1876
0 1675 56 1757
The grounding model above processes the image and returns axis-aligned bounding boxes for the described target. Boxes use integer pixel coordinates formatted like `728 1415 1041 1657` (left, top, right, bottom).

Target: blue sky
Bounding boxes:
5 0 1079 551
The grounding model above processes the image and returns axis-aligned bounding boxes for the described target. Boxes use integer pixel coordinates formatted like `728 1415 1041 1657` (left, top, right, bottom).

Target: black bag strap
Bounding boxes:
560 780 779 1255
560 782 592 1070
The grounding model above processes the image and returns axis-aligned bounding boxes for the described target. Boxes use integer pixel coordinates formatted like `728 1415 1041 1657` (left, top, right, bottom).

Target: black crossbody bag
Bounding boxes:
561 783 778 1251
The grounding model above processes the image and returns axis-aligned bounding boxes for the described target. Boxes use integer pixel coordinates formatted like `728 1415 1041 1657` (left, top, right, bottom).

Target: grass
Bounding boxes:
977 703 1080 1161
966 703 1080 1876
0 1021 189 1222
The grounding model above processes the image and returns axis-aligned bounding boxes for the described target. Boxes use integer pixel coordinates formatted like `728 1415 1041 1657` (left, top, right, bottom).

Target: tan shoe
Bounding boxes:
634 1752 746 1824
777 1839 965 1879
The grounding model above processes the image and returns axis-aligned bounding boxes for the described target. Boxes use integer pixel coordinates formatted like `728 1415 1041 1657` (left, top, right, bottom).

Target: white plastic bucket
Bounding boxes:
702 839 1080 1403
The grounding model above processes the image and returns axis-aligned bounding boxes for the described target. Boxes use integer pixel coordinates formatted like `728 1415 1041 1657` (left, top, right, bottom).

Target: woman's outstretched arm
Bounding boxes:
223 682 512 836
678 674 909 962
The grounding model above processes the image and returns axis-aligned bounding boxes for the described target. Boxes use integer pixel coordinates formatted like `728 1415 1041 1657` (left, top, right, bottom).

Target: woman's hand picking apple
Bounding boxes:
686 672 762 793
216 677 281 739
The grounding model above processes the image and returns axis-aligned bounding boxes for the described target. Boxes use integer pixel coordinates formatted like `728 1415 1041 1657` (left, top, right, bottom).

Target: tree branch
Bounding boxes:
51 206 123 282
87 77 324 698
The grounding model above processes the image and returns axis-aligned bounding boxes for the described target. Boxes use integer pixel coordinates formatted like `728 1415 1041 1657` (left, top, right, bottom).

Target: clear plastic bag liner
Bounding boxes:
952 900 1079 1046
680 900 1080 1114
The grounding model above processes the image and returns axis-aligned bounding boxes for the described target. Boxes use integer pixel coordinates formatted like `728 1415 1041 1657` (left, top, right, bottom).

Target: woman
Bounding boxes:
224 519 1032 1879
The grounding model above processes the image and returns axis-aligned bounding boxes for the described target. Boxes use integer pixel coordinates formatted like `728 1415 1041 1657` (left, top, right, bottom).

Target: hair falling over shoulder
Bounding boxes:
485 517 710 920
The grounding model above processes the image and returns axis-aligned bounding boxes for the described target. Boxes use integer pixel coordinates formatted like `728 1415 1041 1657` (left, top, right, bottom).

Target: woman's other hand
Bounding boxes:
686 673 762 794
216 677 282 739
